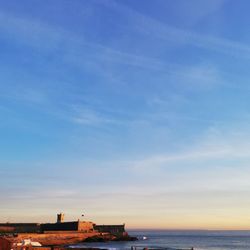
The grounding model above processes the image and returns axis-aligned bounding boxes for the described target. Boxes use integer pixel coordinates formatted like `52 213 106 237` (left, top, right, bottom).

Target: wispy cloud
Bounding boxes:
0 2 249 99
69 106 116 126
99 0 250 60
169 0 226 26
0 10 64 50
129 124 250 170
0 9 227 78
0 86 49 105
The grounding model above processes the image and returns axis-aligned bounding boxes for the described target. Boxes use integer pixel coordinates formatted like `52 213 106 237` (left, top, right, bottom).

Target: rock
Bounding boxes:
83 236 107 242
112 236 138 241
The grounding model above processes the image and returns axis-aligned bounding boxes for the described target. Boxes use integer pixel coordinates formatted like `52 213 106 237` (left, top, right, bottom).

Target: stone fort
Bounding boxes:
0 213 126 236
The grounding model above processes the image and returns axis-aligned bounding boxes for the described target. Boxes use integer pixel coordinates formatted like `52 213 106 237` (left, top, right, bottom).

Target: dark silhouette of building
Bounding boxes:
57 213 64 223
40 220 94 233
0 223 40 233
94 224 126 236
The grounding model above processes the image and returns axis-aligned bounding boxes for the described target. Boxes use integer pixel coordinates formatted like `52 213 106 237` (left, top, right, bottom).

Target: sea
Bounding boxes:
71 230 250 250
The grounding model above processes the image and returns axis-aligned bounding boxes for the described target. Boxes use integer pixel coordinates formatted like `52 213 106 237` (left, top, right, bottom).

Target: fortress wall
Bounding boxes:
94 224 126 236
40 222 78 232
0 224 40 233
77 221 94 232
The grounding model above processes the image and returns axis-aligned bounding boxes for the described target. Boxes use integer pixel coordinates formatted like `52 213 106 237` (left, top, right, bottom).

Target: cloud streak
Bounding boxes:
99 0 250 59
0 9 229 78
129 125 250 170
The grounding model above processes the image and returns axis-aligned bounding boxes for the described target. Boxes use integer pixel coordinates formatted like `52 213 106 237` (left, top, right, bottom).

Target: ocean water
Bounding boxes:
72 230 250 250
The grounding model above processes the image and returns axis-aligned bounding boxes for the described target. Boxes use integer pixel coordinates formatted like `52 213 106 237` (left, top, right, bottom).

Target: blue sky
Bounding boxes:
2 0 250 229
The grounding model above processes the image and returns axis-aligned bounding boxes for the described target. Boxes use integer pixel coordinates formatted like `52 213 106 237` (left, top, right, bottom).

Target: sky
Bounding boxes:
2 0 250 230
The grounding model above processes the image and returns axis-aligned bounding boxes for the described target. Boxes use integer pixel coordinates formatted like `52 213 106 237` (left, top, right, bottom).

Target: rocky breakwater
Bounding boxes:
0 232 137 249
83 233 138 242
0 232 101 248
